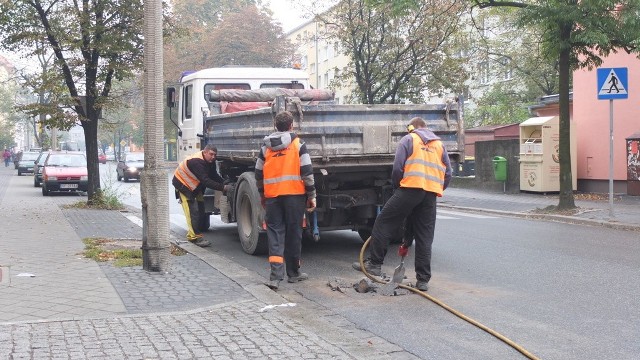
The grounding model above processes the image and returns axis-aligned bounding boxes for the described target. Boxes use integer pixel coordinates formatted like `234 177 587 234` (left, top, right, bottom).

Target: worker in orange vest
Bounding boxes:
255 111 316 290
353 117 452 291
172 144 229 247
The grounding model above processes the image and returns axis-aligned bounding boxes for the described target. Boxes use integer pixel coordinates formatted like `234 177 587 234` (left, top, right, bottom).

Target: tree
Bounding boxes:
472 0 640 209
0 0 149 204
203 5 295 68
163 0 256 83
324 0 469 104
465 7 560 127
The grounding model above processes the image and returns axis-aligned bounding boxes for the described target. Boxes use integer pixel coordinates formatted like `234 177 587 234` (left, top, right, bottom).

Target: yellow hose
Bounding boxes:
359 237 540 360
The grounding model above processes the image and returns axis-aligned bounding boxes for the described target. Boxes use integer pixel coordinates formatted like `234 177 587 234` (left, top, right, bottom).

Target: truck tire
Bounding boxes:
235 173 267 255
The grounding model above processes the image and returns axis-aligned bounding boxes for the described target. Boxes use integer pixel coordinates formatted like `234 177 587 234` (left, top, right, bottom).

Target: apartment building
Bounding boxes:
286 19 352 104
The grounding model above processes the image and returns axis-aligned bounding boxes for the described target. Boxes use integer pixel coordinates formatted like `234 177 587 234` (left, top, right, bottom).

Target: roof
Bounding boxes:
466 123 519 133
181 67 310 83
520 116 557 126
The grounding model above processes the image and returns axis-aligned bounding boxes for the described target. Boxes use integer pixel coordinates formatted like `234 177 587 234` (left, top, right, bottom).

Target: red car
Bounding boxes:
41 152 88 196
98 153 107 164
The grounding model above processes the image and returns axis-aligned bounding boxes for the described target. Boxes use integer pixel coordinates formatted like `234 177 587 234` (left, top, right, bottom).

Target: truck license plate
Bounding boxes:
60 184 78 189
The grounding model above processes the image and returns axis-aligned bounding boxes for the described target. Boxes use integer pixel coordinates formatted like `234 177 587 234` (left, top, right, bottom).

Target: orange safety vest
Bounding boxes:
173 151 206 191
399 133 446 196
263 138 305 198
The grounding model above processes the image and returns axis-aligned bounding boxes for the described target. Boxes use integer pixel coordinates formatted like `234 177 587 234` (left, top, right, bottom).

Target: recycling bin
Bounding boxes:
493 156 507 181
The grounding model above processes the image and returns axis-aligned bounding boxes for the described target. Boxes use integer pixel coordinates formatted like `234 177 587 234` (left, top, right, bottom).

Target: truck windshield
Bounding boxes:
260 83 305 89
204 83 251 100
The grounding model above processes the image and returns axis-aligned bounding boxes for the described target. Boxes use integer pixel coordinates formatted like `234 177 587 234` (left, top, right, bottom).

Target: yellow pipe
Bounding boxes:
359 237 540 360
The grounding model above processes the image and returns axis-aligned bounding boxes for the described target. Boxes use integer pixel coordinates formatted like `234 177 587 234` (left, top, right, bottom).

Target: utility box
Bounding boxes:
519 116 577 192
493 156 507 181
626 133 640 196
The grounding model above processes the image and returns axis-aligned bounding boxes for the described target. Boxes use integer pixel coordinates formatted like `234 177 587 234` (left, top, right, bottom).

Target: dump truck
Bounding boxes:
166 68 464 255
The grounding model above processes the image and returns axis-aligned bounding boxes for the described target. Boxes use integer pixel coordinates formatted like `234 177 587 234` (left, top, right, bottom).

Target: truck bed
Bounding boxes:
205 101 463 168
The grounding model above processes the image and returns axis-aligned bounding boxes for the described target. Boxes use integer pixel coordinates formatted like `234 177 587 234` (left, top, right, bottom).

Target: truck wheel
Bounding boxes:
235 174 267 255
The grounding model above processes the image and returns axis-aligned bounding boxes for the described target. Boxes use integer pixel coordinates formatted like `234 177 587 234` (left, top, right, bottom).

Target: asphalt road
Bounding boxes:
99 163 640 360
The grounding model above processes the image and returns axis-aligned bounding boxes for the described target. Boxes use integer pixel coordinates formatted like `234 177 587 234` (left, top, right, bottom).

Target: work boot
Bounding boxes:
287 272 309 283
415 280 429 292
351 259 382 276
265 279 280 290
193 238 211 247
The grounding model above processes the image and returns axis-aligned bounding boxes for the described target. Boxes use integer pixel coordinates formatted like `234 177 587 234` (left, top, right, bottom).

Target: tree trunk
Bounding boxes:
557 22 576 210
82 117 101 202
141 0 170 272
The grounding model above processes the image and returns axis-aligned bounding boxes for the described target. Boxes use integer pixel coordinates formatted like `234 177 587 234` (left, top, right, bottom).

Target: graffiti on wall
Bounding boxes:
628 139 640 181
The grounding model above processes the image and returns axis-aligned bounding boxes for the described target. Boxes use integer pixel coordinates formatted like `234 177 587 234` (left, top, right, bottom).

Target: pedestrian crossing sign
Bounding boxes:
597 67 628 100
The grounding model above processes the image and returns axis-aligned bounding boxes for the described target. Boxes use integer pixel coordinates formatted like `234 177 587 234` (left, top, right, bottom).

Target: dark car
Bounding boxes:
33 151 50 187
116 152 144 182
17 152 40 176
41 152 88 196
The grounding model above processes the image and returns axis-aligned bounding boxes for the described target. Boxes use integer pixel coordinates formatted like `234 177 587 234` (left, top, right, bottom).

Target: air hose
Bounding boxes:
359 237 540 360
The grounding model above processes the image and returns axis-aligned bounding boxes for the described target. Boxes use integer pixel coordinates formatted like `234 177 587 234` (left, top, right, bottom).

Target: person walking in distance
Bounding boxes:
255 111 316 290
3 149 11 167
172 144 229 247
353 117 452 291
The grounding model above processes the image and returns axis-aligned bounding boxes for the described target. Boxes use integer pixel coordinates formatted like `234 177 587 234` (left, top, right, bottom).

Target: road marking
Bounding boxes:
438 209 497 219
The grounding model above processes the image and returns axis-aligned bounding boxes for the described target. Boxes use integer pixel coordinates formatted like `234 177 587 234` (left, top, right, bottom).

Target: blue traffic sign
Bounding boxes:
597 67 628 100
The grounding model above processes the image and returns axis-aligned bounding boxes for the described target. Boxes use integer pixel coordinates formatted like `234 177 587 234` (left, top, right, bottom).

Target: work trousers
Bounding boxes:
370 188 437 283
179 192 206 241
265 194 306 281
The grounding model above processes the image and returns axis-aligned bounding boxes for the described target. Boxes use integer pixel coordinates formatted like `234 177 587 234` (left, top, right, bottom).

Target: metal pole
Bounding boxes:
609 99 614 217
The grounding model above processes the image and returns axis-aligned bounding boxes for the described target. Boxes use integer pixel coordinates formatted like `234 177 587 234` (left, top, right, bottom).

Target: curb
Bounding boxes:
438 204 640 232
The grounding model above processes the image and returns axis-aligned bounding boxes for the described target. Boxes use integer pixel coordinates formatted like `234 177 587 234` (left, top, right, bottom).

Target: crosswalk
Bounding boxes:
126 210 498 234
437 209 498 220
163 209 497 231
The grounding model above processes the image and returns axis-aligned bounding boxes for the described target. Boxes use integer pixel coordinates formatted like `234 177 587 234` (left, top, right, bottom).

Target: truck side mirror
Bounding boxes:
166 87 176 108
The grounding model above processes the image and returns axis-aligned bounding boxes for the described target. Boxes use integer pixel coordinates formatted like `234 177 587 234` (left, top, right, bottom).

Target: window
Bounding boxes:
334 42 340 57
183 85 193 120
301 55 308 69
310 63 316 74
323 45 329 61
479 62 490 85
500 57 513 80
324 73 329 86
203 83 250 102
260 83 305 89
327 44 334 59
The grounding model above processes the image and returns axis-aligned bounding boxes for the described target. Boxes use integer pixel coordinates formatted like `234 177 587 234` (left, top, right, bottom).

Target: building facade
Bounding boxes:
286 19 352 104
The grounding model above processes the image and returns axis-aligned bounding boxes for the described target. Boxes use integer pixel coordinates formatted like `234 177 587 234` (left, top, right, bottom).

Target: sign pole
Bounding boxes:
609 99 614 217
597 67 627 218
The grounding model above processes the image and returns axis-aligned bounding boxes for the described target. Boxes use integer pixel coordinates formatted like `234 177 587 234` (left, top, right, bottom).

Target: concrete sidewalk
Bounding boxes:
1 162 638 359
0 166 413 359
440 187 640 231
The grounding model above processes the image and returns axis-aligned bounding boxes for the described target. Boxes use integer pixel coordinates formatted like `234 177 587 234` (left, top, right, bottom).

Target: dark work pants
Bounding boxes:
265 194 306 281
370 188 437 283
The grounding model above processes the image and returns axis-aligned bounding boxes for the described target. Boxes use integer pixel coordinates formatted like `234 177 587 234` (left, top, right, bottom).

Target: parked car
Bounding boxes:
33 151 50 187
41 152 88 196
105 151 116 162
116 152 144 182
17 152 40 176
98 152 107 164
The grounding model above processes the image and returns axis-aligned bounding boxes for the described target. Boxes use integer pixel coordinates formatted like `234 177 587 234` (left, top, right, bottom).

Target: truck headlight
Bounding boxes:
127 166 138 172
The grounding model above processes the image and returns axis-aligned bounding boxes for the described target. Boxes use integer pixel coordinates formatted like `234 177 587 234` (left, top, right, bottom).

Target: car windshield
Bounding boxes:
21 153 40 161
127 154 144 162
36 152 49 164
46 154 86 167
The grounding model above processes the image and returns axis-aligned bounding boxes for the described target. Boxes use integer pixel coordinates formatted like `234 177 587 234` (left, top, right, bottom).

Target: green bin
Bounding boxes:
492 156 507 181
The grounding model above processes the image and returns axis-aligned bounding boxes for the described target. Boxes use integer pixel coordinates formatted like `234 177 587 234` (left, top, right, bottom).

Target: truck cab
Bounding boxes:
166 67 310 162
